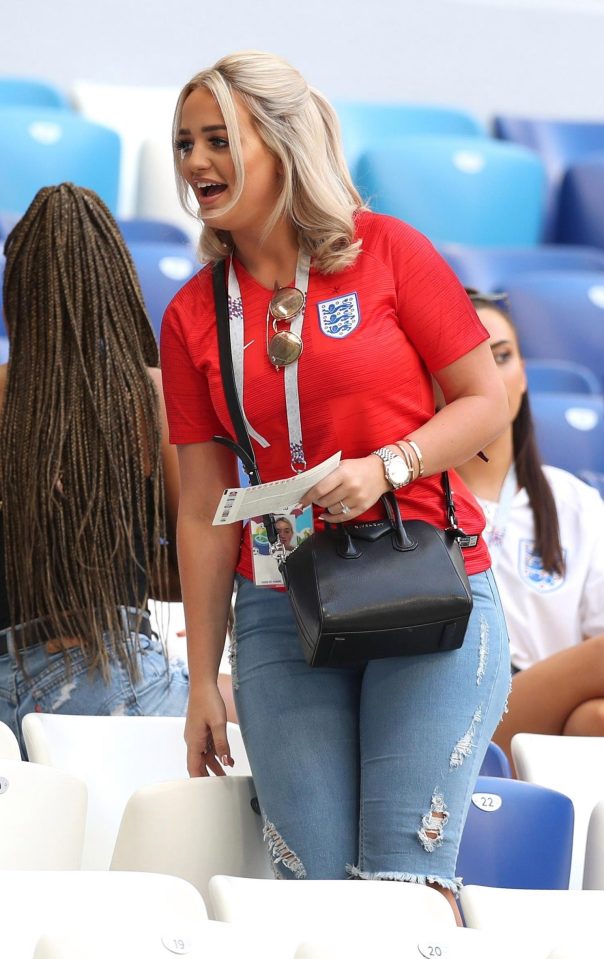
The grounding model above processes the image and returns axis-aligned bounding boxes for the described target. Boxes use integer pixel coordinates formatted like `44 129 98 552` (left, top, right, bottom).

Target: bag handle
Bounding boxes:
211 259 466 542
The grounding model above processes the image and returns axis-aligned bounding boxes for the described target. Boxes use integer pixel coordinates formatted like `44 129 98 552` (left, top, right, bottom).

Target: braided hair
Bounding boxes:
0 183 167 676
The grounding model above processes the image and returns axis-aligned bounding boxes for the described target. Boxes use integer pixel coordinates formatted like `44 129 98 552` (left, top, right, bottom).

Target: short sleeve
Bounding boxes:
579 492 604 638
160 288 222 445
373 216 489 373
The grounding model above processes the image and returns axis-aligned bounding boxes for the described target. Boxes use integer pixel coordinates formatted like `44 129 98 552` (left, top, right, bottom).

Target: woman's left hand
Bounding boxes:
299 455 389 522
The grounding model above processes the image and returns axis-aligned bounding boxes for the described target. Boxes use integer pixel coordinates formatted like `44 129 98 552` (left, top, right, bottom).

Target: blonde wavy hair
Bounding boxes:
172 50 365 274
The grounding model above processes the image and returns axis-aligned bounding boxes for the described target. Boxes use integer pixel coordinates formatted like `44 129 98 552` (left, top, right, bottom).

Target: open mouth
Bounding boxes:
199 182 227 198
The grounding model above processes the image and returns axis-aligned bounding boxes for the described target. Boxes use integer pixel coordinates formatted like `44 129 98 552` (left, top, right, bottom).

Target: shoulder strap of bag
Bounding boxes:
211 259 279 545
212 259 261 486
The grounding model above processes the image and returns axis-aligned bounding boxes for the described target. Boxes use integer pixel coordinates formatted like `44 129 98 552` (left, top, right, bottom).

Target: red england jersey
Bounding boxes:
161 211 491 578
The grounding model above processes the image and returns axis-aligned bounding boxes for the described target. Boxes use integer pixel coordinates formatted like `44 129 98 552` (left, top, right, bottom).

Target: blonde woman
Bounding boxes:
161 51 510 918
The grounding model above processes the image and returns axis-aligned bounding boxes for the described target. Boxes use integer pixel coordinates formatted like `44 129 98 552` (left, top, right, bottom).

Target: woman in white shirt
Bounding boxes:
457 291 604 763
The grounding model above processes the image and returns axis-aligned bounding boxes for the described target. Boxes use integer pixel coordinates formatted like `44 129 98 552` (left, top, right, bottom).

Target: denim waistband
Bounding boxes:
0 606 152 658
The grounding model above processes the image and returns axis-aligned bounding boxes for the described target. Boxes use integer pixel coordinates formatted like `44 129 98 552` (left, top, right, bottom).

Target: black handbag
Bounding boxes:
212 261 473 667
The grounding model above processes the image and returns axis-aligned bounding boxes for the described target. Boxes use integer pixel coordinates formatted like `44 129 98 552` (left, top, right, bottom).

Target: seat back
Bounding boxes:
494 115 604 239
507 271 604 392
557 153 604 248
118 217 191 245
295 927 514 959
33 921 267 959
0 77 70 110
0 106 120 214
128 241 199 338
478 741 512 778
136 136 199 239
460 885 604 956
356 137 546 246
111 775 272 914
512 732 604 887
209 876 456 945
530 393 604 475
333 100 484 179
0 871 206 959
438 242 604 292
525 360 602 395
457 775 573 889
22 713 249 868
0 759 87 868
0 719 20 759
583 798 604 889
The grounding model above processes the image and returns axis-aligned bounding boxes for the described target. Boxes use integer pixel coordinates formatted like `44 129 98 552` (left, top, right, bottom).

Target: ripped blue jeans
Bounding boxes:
232 569 510 890
0 609 189 757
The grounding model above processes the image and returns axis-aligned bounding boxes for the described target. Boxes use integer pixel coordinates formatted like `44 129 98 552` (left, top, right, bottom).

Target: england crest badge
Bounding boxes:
518 539 565 592
317 292 361 339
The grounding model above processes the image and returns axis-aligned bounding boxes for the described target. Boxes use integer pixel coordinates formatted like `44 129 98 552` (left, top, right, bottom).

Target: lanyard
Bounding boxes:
227 252 311 472
478 464 518 572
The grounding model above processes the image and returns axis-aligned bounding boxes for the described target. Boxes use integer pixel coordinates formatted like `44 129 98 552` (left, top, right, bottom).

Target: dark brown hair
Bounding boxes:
0 183 167 674
469 292 565 576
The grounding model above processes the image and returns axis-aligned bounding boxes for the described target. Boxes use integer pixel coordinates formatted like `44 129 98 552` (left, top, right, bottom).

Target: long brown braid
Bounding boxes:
0 183 168 677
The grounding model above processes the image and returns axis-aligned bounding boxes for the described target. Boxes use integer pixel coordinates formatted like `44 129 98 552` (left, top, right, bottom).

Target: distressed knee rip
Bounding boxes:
417 791 449 852
476 614 489 685
449 705 482 769
263 815 307 879
228 632 239 690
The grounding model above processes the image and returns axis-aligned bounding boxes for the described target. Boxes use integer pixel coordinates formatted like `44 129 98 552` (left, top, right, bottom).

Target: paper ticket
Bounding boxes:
212 451 342 525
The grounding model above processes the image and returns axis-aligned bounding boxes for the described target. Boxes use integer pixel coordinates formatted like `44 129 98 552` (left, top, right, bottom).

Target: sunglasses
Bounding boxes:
267 284 305 369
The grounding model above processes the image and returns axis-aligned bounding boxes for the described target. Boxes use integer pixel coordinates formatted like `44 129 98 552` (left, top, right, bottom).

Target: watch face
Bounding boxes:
388 457 410 487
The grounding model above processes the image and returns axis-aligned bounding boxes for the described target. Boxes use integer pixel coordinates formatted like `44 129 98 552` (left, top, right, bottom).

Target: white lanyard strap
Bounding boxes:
227 252 311 470
284 253 310 472
480 464 518 572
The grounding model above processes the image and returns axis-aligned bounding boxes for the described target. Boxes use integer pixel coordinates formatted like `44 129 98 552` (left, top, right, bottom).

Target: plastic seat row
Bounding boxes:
2 871 599 958
0 716 574 896
495 115 604 246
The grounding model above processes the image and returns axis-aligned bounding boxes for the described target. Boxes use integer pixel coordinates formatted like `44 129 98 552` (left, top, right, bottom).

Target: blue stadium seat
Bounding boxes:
128 242 199 339
457 776 573 889
494 116 604 240
0 77 71 110
438 242 604 292
478 742 512 778
525 359 601 396
530 393 604 475
507 271 604 390
333 101 484 182
0 107 121 214
356 137 546 246
556 154 604 248
118 218 191 246
578 470 604 498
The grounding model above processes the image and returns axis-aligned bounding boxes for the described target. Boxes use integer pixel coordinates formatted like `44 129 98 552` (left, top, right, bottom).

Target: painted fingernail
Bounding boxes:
221 754 233 767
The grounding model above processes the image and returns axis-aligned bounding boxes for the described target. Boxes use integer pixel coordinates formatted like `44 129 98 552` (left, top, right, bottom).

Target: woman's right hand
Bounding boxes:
184 684 235 777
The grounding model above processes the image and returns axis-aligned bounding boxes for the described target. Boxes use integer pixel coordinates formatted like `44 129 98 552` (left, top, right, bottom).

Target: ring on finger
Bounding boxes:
339 500 351 515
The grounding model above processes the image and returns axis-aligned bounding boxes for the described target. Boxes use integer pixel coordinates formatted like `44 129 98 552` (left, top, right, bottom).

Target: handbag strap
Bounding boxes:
211 258 467 541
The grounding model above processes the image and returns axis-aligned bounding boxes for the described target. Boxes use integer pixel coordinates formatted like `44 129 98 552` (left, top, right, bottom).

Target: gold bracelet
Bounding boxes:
395 441 418 481
405 439 425 477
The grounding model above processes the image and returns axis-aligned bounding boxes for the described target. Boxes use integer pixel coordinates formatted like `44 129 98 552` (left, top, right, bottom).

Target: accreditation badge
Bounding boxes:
250 505 314 587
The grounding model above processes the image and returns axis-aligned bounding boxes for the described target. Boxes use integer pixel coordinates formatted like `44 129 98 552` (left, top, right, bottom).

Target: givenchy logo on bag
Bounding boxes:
317 292 361 338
